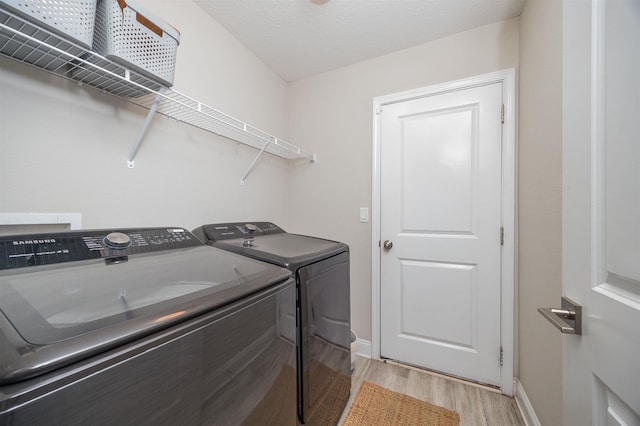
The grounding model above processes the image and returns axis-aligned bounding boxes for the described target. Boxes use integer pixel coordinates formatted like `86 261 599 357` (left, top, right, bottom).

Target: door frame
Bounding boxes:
371 69 516 395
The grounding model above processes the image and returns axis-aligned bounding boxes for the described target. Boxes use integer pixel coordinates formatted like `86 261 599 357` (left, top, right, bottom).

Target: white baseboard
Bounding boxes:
355 338 372 359
515 378 541 426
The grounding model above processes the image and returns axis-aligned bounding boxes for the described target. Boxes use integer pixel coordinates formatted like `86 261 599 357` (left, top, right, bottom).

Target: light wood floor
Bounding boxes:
339 357 525 426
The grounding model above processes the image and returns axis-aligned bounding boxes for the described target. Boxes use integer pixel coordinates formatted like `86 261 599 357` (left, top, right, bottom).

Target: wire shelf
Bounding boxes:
0 8 316 163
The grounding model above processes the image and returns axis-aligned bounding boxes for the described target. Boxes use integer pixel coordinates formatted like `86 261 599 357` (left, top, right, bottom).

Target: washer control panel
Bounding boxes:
0 228 200 270
198 222 285 242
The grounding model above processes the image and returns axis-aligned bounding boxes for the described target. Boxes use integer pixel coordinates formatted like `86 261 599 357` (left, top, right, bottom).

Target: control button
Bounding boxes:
245 223 258 233
103 232 131 250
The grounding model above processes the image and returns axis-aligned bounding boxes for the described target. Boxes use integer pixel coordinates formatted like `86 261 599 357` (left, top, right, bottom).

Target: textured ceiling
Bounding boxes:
194 0 525 82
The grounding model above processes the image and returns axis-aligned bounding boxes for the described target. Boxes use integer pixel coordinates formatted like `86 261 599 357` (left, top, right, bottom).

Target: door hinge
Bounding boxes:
499 346 504 366
500 227 504 246
501 104 505 124
376 105 383 115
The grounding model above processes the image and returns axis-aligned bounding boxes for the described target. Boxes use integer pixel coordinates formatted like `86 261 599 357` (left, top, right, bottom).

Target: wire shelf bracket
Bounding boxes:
128 88 165 168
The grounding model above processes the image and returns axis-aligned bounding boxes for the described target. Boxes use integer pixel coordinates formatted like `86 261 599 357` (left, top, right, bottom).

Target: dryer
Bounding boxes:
192 222 351 425
0 227 297 425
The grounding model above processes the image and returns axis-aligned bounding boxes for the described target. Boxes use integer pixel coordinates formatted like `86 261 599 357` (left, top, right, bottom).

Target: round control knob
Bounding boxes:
103 232 131 249
245 223 258 234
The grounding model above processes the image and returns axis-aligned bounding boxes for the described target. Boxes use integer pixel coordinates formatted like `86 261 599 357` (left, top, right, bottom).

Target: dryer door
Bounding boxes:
297 251 351 424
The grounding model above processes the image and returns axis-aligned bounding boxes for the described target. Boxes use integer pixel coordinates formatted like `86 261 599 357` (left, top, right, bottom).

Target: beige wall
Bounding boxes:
1 3 564 422
0 0 292 230
518 0 563 424
286 19 520 342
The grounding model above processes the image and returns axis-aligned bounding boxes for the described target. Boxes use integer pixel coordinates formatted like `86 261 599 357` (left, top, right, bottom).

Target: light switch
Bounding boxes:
360 207 369 223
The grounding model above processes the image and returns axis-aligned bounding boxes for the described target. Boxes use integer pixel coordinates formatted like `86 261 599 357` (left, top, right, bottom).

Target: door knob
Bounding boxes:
383 240 393 250
538 297 582 335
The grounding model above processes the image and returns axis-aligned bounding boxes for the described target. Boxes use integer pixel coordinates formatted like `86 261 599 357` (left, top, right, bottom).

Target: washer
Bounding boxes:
192 222 351 425
0 227 297 425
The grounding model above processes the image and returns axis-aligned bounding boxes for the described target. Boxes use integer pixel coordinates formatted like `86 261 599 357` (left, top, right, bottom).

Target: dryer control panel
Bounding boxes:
195 222 285 242
0 228 200 270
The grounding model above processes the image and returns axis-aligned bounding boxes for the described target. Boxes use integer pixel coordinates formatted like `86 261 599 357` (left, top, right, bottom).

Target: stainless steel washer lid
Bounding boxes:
0 228 291 384
214 233 349 270
193 223 349 271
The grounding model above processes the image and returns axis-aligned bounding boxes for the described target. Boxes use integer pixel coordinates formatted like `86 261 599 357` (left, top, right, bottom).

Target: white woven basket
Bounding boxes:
0 0 97 49
93 0 180 87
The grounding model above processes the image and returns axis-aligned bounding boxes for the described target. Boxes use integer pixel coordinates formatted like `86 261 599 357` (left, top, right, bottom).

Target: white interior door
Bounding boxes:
379 82 504 386
562 0 640 424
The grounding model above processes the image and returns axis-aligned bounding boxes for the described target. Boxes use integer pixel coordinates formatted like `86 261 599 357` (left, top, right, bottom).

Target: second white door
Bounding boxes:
380 82 504 386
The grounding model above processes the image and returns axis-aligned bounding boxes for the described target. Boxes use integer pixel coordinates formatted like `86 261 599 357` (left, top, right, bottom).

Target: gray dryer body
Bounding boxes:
192 222 351 425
